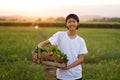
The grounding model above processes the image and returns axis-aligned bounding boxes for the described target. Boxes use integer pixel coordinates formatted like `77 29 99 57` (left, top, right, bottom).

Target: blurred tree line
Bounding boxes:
90 17 120 22
0 16 65 22
0 16 120 22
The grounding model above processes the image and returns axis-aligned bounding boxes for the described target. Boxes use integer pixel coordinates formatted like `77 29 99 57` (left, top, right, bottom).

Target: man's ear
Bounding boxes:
66 26 69 30
76 23 79 30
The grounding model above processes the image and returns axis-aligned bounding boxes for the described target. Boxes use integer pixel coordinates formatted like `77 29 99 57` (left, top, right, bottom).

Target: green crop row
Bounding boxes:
0 21 120 28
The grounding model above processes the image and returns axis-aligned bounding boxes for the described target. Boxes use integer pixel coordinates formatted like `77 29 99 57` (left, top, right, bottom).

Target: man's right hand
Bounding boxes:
32 51 38 63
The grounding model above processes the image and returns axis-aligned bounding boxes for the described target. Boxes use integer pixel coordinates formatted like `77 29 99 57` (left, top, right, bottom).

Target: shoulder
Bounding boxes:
54 31 66 35
77 35 85 42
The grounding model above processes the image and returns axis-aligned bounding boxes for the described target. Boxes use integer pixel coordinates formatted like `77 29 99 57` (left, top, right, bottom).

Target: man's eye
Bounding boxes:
71 21 76 23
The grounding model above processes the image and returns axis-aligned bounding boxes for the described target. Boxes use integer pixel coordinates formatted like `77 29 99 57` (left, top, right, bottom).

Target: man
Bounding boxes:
33 13 88 80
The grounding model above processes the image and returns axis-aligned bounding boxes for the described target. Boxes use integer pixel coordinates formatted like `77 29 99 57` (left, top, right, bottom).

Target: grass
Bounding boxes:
0 27 120 80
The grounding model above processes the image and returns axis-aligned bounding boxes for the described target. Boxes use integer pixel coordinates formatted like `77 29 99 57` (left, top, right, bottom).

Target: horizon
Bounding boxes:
0 0 120 18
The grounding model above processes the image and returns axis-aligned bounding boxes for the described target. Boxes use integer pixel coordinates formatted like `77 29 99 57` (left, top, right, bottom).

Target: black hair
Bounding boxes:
66 13 80 30
65 13 79 23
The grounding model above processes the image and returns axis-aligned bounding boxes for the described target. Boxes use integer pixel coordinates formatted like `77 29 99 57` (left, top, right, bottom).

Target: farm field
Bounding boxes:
0 26 120 80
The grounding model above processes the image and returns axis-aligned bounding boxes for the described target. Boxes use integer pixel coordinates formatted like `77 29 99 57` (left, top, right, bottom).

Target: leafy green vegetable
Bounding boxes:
34 47 47 53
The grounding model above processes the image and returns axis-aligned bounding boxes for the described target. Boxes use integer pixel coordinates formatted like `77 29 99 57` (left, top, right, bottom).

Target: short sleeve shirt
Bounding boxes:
48 31 88 80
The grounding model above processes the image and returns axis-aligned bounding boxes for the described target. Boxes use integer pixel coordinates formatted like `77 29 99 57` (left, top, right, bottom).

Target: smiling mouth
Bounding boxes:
69 26 76 28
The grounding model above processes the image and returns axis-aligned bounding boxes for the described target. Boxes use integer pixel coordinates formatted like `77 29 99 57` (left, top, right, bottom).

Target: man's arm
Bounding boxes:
61 54 85 70
38 40 51 48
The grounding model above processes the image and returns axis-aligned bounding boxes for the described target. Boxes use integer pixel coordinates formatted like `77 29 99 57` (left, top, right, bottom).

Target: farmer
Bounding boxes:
33 13 88 80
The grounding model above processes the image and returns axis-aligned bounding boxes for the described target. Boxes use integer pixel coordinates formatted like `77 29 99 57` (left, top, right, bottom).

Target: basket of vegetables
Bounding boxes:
32 46 68 68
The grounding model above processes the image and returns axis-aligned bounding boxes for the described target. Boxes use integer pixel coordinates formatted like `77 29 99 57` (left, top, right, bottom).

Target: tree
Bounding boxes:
36 18 42 22
44 17 55 22
54 17 65 22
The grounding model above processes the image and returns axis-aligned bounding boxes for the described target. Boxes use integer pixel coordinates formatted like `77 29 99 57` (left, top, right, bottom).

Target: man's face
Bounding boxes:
66 18 78 31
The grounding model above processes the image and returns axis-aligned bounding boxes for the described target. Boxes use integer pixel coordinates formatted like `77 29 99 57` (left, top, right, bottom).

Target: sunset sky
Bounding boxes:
0 0 120 18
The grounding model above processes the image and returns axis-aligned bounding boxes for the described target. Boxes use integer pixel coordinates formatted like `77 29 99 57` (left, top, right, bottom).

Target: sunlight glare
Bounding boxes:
1 0 120 10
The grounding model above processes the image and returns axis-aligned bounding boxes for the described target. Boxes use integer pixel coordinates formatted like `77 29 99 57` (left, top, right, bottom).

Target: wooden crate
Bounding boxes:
42 61 66 68
32 51 67 68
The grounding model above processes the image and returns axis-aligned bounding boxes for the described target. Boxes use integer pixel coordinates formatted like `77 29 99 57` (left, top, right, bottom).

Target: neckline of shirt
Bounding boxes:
66 32 78 40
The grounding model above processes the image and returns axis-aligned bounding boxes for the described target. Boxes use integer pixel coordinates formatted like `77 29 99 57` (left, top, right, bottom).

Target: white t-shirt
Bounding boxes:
48 31 88 80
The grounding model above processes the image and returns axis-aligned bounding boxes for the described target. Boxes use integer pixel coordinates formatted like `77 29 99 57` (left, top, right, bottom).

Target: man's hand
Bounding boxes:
32 51 38 63
60 66 69 70
58 64 69 70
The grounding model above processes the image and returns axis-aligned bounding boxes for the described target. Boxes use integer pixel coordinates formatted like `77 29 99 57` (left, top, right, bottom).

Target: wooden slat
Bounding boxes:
42 61 66 68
